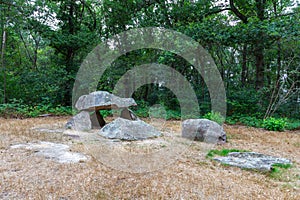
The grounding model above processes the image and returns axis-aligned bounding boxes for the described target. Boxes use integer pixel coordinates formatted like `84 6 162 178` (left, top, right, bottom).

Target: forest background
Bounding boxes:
0 0 299 130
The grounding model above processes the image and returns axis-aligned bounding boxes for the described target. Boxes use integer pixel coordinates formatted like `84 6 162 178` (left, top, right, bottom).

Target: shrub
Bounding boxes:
203 111 225 125
0 99 72 118
166 110 181 120
239 116 262 128
285 119 300 130
263 117 287 131
100 110 112 118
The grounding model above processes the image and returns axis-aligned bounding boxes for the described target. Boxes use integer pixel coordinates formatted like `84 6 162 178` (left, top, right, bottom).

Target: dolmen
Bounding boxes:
66 91 137 130
66 91 161 140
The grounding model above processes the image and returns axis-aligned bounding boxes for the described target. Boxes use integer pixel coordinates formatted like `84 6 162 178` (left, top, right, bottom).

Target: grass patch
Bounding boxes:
206 149 249 159
269 163 292 181
293 142 300 148
272 163 292 169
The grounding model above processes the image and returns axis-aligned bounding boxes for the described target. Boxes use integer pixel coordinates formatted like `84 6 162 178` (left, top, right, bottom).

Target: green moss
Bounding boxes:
206 149 249 158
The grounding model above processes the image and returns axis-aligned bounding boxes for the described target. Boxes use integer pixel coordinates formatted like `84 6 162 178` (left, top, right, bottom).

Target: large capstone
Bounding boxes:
75 91 137 111
182 119 226 144
65 111 92 131
98 117 161 141
214 152 292 171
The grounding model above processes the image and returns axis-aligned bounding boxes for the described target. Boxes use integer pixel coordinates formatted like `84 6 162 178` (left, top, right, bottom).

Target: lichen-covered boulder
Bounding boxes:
214 152 292 171
182 119 226 144
98 118 161 141
75 91 137 111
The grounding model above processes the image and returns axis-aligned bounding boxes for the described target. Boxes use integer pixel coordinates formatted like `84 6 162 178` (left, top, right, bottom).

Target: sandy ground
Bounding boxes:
0 116 299 199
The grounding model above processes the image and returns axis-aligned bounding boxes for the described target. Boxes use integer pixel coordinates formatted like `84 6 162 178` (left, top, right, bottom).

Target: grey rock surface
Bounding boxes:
65 111 92 131
182 119 226 144
75 91 137 111
98 117 161 140
120 108 138 120
214 152 292 171
11 142 88 163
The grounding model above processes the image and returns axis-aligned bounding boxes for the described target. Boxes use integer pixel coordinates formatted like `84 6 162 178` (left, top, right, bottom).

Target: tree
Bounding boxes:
46 0 100 105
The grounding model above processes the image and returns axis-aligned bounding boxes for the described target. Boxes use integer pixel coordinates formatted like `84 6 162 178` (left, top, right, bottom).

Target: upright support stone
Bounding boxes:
120 108 137 120
96 110 106 127
90 111 106 128
65 111 92 131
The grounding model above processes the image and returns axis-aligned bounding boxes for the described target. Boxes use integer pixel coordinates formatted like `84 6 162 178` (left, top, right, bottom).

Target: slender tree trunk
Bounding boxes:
33 36 40 70
276 40 281 85
255 46 264 90
255 0 266 90
241 44 247 87
273 0 281 88
63 0 76 106
1 29 6 103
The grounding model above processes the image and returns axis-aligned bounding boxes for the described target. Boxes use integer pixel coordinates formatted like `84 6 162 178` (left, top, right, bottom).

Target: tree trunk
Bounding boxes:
1 29 6 103
241 44 247 87
63 0 76 106
255 46 264 90
273 0 281 88
276 40 281 85
254 0 266 90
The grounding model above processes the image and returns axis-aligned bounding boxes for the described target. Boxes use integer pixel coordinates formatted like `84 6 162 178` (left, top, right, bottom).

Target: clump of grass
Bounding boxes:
292 142 300 148
269 163 292 180
206 149 249 158
272 163 292 169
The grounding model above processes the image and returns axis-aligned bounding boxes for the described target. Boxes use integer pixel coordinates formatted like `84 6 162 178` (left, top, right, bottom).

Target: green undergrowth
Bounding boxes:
1 99 300 132
226 114 300 131
0 99 73 118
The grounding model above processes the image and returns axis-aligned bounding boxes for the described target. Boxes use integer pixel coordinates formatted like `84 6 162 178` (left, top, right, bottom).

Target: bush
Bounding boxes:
225 114 263 127
0 99 72 118
263 117 287 131
166 110 181 120
203 111 225 125
227 87 262 116
285 119 300 130
239 116 262 128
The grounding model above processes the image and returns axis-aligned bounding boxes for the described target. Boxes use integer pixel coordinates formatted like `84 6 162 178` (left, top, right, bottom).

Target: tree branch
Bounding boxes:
204 7 232 17
229 0 248 23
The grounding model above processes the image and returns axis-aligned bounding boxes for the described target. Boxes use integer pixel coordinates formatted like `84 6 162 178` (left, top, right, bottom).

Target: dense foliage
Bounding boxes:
0 0 299 130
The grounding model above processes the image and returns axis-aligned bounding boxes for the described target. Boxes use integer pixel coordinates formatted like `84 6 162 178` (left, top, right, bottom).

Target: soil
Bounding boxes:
0 116 299 199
